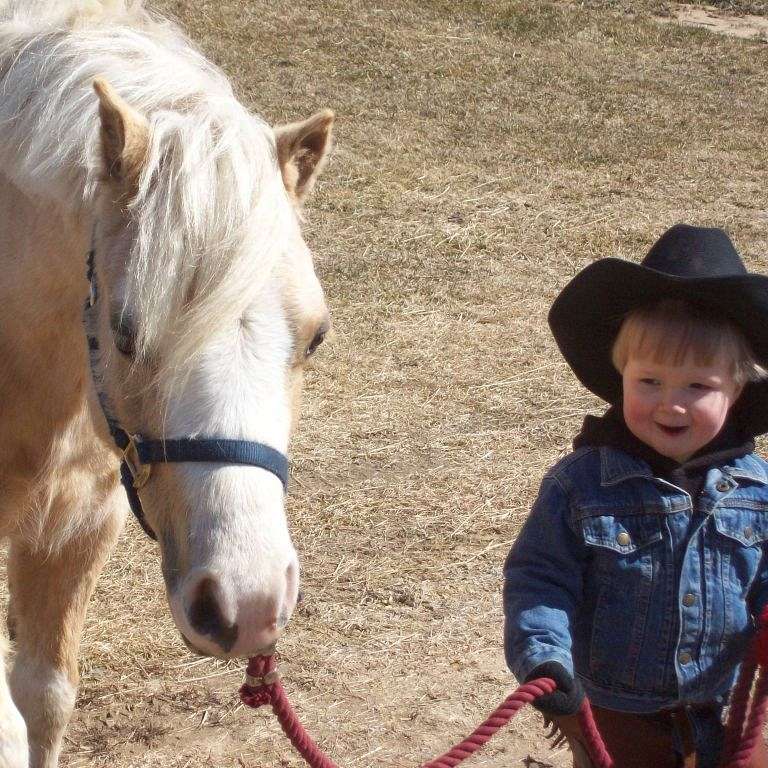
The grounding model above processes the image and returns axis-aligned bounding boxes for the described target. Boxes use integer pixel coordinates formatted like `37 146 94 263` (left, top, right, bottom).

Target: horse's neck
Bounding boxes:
0 175 94 476
0 175 88 331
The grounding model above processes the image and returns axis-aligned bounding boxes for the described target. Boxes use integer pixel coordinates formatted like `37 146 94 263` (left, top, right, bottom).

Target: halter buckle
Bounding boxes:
123 434 151 489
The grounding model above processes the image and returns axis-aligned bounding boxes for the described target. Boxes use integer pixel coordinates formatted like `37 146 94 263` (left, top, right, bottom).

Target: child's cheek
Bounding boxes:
622 392 645 432
698 393 730 432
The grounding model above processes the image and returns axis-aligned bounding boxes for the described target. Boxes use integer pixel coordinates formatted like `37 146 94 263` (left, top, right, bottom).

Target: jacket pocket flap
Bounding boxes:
714 509 768 546
581 515 663 554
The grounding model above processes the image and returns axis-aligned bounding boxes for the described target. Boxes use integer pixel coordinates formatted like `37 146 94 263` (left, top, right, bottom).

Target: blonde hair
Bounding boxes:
0 0 286 383
611 299 766 385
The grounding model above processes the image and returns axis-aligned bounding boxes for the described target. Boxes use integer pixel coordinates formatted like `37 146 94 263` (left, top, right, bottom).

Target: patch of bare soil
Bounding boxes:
658 3 768 39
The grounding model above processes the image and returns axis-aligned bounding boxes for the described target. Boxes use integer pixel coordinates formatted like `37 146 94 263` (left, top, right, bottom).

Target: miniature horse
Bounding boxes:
0 1 333 764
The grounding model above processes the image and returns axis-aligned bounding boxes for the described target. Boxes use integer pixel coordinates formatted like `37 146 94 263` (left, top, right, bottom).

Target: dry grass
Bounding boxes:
36 1 768 766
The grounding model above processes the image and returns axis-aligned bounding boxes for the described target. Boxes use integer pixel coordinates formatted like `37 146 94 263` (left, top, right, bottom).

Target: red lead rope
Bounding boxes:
239 609 768 768
720 609 768 768
240 656 613 767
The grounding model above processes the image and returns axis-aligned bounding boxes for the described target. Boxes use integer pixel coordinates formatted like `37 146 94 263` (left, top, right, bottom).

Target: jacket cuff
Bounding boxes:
513 647 574 682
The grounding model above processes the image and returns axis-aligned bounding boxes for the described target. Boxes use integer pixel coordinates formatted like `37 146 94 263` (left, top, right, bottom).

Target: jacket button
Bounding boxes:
682 593 696 607
616 532 631 546
745 527 754 540
715 480 730 492
678 651 692 664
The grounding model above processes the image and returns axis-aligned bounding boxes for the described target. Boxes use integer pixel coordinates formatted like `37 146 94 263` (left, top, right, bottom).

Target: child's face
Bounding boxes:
622 350 743 463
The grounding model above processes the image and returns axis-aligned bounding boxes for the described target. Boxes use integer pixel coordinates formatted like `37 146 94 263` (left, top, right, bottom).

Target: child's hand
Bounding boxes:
524 661 585 716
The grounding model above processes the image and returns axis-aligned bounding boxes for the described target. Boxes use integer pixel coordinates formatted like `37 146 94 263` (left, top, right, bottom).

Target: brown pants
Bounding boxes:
552 706 768 768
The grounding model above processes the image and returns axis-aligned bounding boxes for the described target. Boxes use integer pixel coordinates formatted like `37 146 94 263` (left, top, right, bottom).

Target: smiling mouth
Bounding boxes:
657 424 687 436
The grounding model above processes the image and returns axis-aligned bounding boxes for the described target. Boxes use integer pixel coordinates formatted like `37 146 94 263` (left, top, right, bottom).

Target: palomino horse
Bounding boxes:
0 1 333 765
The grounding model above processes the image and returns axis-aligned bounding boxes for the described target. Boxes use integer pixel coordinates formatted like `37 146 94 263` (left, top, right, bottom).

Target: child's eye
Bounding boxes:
689 382 711 391
640 378 660 386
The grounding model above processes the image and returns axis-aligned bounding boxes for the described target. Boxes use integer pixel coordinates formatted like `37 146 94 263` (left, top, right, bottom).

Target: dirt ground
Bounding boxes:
27 1 768 766
663 3 768 39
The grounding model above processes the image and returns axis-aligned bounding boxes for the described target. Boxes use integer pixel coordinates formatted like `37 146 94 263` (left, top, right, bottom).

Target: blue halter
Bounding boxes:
84 249 289 540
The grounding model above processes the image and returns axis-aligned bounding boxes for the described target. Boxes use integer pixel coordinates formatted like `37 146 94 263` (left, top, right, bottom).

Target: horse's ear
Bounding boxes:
274 109 334 204
93 77 149 190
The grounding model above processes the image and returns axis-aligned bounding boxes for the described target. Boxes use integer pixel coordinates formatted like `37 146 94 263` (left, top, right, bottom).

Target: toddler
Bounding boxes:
504 224 768 768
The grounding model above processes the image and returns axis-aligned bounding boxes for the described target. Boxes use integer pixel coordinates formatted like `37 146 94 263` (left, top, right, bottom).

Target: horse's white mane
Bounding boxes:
0 0 288 365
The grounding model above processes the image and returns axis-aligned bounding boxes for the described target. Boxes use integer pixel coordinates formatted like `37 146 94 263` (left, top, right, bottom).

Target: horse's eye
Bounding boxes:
111 313 136 357
114 328 135 357
306 329 326 357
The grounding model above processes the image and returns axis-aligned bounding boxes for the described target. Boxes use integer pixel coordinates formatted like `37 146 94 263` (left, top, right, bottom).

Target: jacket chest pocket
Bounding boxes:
580 513 664 555
712 506 768 609
714 508 768 548
578 512 665 599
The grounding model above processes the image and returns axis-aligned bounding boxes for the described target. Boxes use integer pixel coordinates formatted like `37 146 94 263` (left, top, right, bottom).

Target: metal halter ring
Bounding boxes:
122 434 152 489
245 669 280 687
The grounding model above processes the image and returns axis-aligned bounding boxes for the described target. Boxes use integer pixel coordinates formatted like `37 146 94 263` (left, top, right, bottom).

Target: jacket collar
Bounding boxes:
600 448 653 486
599 446 768 487
724 454 768 485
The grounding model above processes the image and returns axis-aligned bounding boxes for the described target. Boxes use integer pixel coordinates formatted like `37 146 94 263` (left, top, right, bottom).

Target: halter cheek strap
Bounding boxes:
84 248 290 541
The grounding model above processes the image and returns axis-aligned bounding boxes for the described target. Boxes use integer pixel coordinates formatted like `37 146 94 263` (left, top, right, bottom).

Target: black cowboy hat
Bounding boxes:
548 224 768 436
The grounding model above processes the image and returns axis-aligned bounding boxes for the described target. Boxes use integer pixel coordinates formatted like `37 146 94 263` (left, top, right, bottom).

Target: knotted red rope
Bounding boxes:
239 609 768 768
240 654 340 768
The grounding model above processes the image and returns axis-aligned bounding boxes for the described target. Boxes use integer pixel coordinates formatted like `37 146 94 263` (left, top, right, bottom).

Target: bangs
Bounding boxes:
612 299 764 385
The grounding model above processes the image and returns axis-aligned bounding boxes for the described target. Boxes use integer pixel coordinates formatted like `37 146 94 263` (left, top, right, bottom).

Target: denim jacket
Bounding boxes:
503 445 768 714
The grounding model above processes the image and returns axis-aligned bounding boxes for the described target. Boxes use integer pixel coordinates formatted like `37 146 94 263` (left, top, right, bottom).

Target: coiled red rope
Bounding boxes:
239 608 768 768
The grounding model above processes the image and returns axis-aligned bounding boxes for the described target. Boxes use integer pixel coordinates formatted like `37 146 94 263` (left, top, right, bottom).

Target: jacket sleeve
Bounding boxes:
503 474 585 681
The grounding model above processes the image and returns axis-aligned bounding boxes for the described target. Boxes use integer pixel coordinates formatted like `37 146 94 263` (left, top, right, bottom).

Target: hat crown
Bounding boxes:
642 223 747 279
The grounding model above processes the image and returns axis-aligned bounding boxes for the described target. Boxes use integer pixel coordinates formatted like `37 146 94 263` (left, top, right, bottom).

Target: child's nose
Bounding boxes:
660 391 687 413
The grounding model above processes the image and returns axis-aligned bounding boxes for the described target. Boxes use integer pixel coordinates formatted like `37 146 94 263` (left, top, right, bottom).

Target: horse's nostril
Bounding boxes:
188 577 239 653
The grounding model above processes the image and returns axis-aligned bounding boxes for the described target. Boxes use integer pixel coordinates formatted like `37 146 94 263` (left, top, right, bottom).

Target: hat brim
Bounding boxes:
548 258 768 436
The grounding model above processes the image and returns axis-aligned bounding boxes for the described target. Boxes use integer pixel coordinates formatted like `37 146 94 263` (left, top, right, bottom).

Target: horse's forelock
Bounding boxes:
0 0 294 398
126 103 288 390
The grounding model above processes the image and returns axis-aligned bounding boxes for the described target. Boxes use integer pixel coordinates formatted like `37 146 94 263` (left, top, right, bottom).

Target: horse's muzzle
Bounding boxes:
171 561 298 658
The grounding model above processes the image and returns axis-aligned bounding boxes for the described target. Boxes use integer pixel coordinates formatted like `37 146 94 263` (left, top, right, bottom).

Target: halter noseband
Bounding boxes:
84 248 289 540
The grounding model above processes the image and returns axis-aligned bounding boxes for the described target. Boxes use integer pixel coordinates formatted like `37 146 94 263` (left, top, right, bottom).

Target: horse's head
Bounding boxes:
88 79 332 658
